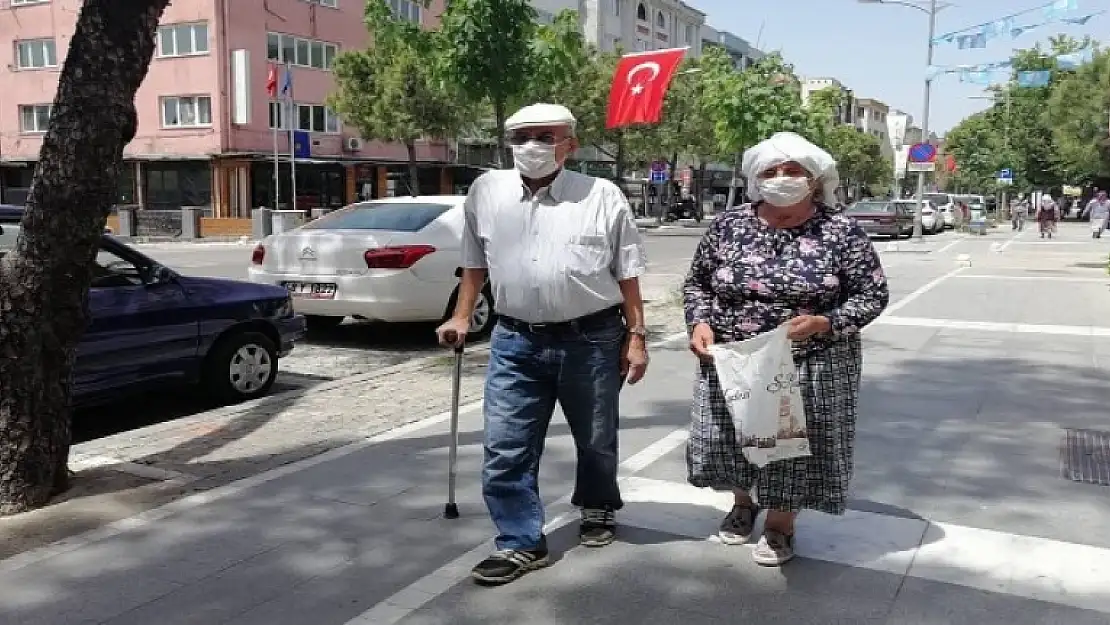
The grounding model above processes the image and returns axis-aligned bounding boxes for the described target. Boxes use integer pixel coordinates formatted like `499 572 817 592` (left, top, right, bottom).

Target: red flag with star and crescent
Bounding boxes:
606 47 688 129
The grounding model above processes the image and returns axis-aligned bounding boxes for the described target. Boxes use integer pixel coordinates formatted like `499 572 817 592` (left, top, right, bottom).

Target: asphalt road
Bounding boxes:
73 228 705 442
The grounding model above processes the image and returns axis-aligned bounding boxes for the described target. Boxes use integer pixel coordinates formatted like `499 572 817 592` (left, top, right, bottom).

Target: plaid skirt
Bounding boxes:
686 335 863 515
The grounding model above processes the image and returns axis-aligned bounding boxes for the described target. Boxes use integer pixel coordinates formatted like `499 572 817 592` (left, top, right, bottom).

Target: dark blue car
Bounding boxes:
1 208 306 405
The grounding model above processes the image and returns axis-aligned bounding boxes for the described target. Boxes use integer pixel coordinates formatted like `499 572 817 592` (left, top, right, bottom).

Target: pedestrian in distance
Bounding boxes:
1036 193 1060 239
1082 190 1110 239
684 132 890 566
1011 193 1029 231
436 103 650 586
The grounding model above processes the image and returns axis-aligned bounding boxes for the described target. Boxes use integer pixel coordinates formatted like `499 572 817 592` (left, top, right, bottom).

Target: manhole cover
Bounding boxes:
1062 428 1110 486
1072 262 1106 269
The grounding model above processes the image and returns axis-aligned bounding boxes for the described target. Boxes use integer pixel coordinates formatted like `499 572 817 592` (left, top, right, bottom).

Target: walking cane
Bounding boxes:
444 341 464 519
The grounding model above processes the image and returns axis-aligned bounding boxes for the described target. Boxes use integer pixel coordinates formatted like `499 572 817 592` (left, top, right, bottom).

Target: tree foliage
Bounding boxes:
329 0 462 194
944 35 1107 193
437 0 538 165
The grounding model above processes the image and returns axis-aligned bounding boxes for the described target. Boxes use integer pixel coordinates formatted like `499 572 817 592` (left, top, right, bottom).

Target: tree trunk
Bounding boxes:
0 0 169 516
614 131 626 182
405 140 419 196
493 98 507 169
725 152 743 208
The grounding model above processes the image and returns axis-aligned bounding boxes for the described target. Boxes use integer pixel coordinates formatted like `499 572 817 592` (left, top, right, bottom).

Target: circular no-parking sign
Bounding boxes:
908 142 937 163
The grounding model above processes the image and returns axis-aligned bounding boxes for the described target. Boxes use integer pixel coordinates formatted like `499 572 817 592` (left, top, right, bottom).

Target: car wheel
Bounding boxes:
305 315 344 333
203 330 278 404
447 282 497 338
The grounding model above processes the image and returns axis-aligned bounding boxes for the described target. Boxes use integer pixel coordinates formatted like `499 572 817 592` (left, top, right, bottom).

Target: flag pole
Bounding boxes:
272 104 280 211
285 62 298 214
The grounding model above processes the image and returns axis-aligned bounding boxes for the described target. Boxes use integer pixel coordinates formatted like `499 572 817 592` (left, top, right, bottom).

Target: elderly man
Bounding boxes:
1083 190 1110 238
436 103 649 585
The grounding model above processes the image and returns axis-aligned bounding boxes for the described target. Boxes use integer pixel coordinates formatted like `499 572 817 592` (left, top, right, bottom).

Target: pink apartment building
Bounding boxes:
0 0 472 222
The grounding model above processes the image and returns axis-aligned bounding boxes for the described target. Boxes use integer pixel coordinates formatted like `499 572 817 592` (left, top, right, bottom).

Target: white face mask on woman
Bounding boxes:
757 176 813 207
511 141 561 179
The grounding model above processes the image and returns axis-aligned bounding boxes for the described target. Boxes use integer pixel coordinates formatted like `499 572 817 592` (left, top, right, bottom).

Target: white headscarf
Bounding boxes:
742 132 840 207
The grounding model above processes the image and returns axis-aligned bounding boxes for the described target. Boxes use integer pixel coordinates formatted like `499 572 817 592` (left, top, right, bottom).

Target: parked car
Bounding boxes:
0 205 21 254
889 199 941 234
846 200 915 238
0 217 306 406
248 196 496 336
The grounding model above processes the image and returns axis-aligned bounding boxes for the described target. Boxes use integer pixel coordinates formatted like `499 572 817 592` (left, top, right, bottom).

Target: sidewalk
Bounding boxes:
2 237 1110 624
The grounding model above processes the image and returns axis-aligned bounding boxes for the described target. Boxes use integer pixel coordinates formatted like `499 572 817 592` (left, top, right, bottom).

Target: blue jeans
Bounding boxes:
482 315 625 551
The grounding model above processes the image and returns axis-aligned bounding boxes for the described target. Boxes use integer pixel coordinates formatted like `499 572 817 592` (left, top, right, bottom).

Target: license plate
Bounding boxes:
282 282 336 299
856 219 875 225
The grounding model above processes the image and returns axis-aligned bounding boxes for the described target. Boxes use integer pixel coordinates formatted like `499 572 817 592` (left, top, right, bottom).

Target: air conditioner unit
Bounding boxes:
344 137 362 151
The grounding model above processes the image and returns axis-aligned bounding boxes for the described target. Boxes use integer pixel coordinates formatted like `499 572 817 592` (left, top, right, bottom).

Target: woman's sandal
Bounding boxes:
718 502 761 545
753 528 796 566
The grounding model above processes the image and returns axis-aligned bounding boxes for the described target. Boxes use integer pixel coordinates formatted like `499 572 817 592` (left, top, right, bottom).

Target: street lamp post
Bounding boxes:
859 0 944 240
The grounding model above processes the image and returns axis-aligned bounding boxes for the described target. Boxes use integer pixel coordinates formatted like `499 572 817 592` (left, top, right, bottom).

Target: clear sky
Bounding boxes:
689 0 1106 135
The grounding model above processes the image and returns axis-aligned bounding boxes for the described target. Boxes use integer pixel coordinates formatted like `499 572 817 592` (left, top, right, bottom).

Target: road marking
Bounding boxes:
611 477 1110 615
954 274 1109 283
0 331 691 576
996 231 1024 253
875 316 1110 337
881 267 966 317
932 238 963 254
344 431 691 625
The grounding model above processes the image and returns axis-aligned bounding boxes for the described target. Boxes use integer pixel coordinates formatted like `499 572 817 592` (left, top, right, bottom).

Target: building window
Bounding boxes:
389 0 421 23
18 104 52 133
268 101 288 130
161 95 213 128
656 11 665 29
11 0 50 5
295 103 341 133
317 0 338 6
636 2 646 20
266 32 338 70
686 25 694 43
15 39 57 69
614 0 620 15
157 22 209 57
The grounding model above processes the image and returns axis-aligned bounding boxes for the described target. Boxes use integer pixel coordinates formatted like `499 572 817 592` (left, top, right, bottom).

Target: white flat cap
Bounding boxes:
505 103 576 131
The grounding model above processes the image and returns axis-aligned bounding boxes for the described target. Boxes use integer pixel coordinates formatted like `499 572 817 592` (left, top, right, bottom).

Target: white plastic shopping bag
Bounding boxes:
708 326 810 467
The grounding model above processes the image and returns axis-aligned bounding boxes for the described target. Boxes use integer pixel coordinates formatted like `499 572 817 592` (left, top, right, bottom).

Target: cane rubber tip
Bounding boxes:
444 503 460 519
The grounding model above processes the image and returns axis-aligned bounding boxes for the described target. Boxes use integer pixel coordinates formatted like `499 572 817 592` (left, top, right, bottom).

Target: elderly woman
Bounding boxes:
683 132 889 566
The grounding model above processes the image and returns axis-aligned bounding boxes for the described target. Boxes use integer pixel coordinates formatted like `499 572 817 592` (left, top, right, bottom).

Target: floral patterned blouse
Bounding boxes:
683 202 889 355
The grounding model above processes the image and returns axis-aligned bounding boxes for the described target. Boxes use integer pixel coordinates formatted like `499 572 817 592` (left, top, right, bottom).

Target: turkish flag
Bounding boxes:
945 154 957 172
266 65 278 98
606 48 688 129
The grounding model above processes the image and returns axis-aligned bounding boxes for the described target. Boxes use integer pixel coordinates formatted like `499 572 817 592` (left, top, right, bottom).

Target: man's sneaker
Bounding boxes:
752 529 796 566
471 548 550 585
579 507 616 547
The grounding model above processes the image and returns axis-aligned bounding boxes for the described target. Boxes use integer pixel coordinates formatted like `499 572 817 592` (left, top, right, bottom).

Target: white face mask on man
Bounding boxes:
757 176 814 207
511 141 562 180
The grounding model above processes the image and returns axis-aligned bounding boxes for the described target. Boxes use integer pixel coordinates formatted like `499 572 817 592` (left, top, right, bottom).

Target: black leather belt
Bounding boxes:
499 306 623 333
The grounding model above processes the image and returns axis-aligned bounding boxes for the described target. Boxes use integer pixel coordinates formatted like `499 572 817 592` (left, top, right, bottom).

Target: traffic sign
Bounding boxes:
649 160 669 183
997 168 1013 185
907 161 936 172
908 142 937 163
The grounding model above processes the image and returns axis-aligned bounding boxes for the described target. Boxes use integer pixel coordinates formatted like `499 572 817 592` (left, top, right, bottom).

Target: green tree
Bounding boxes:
1044 46 1110 183
0 0 170 514
702 53 811 204
329 0 461 195
438 0 538 166
801 86 846 148
825 124 891 196
944 110 1009 192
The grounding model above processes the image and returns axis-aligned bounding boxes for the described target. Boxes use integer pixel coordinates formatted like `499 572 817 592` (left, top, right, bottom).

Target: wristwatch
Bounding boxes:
627 325 648 339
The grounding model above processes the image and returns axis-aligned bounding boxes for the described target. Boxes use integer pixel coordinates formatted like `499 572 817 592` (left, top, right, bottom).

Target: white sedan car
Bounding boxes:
248 196 495 335
888 200 941 234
